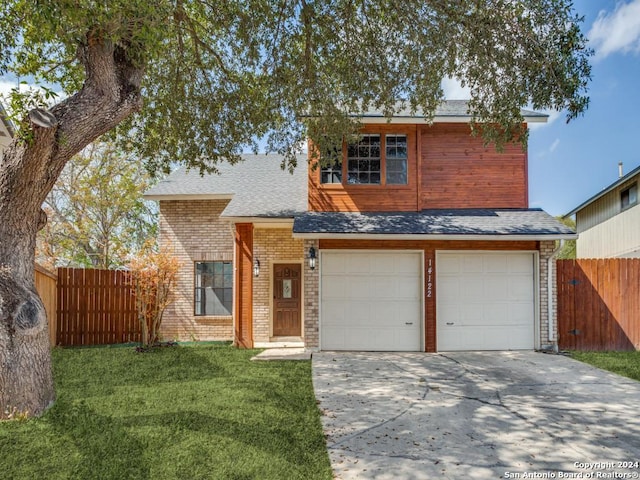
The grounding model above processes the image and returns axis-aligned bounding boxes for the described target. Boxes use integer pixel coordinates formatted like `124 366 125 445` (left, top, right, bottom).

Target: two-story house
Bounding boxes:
144 101 575 352
565 164 640 258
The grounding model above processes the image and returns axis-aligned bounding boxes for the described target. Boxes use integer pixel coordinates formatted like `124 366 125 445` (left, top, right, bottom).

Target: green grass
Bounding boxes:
0 344 332 480
570 350 640 382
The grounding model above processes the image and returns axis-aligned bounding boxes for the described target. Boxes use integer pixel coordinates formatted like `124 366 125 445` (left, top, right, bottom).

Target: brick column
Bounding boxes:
539 240 558 350
303 239 320 349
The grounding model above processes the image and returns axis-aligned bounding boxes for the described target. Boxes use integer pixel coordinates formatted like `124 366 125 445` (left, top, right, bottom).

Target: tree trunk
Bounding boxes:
0 33 144 418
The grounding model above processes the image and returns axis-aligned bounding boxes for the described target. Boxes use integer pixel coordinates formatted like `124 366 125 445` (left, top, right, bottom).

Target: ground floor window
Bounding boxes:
195 261 233 316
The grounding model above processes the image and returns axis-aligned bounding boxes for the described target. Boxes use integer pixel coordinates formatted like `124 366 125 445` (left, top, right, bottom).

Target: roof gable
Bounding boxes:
144 154 308 218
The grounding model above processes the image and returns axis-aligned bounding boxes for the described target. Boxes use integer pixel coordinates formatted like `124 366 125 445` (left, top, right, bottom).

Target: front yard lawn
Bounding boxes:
570 350 640 382
0 344 332 479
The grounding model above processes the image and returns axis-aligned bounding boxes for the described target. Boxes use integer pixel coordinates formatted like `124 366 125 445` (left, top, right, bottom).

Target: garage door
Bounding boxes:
321 251 422 351
437 252 535 351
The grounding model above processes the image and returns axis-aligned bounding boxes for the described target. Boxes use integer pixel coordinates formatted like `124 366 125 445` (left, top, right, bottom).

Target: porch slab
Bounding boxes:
251 348 311 361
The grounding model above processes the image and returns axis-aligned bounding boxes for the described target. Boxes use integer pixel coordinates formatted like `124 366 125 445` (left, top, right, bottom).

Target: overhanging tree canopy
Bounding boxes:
0 0 591 418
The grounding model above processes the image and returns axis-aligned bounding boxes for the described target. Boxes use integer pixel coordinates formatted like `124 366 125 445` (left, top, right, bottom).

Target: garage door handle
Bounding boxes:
405 322 413 325
446 322 454 326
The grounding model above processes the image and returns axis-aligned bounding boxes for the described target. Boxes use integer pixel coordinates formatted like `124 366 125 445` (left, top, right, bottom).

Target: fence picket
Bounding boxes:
56 267 140 346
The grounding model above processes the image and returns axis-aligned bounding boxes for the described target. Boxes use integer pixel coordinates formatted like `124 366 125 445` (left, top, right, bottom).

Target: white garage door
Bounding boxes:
321 251 422 351
437 252 535 351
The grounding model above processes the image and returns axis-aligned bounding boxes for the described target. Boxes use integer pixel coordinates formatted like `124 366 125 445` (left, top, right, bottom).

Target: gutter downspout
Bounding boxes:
547 240 564 352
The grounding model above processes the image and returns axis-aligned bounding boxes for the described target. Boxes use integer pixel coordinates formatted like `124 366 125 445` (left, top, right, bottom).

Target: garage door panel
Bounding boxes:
509 255 534 273
461 278 484 300
370 254 397 274
321 252 422 351
322 276 347 298
346 255 371 273
439 277 460 300
485 255 508 273
509 276 535 300
348 278 373 298
395 255 422 274
437 252 535 351
438 255 461 274
485 277 509 301
397 277 421 299
322 254 348 274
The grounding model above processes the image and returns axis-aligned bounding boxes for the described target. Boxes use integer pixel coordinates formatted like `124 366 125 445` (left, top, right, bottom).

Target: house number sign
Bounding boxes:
283 279 292 299
427 259 433 298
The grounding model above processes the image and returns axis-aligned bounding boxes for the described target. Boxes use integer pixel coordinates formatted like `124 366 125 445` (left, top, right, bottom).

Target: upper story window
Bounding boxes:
621 183 638 210
320 146 342 184
385 135 408 185
347 134 381 184
321 133 408 186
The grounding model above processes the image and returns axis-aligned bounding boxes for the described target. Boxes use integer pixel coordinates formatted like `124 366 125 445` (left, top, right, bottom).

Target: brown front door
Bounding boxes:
273 264 302 336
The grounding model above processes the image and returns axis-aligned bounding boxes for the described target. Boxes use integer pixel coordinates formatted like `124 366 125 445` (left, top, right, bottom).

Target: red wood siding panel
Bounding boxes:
234 223 254 348
308 125 419 212
420 124 528 209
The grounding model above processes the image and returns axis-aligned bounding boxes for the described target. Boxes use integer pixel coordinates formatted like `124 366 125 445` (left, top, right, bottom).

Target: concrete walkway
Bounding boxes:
313 351 640 479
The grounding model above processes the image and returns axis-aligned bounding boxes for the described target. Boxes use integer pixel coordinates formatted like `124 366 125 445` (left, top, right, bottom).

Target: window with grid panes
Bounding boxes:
194 261 233 316
385 134 408 184
347 134 381 184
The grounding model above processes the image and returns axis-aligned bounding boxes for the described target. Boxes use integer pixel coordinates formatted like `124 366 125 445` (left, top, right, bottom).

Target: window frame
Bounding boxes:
194 261 233 317
621 183 638 211
318 132 409 187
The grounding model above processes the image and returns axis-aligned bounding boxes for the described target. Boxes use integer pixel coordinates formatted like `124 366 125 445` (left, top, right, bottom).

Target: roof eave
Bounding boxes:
223 216 295 225
143 193 234 201
354 115 548 124
292 232 577 241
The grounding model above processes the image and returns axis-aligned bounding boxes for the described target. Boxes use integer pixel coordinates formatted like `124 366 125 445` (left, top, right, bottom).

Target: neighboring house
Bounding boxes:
0 103 14 152
565 164 640 258
144 101 575 352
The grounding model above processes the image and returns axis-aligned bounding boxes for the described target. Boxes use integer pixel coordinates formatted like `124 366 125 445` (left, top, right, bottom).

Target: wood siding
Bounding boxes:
35 264 58 347
576 204 640 258
56 268 139 346
308 125 419 212
320 239 538 352
234 223 254 348
420 124 528 209
308 123 528 212
557 259 640 350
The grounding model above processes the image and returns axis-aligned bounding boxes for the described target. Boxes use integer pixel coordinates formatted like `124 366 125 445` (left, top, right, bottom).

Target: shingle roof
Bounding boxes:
358 100 547 123
293 209 575 238
144 154 308 218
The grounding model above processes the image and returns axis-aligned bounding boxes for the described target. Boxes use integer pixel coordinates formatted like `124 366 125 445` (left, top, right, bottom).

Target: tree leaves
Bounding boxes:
37 141 157 269
1 0 593 172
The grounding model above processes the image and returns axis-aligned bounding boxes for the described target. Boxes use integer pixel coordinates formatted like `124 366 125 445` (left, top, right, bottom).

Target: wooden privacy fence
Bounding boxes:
35 264 58 346
57 268 140 346
557 258 640 351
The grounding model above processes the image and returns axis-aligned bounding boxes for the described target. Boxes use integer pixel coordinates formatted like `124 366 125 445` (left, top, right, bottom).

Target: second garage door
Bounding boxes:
321 251 422 351
437 252 536 351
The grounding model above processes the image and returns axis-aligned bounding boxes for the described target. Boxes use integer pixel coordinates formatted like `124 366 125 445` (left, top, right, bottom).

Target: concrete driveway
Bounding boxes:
312 351 640 479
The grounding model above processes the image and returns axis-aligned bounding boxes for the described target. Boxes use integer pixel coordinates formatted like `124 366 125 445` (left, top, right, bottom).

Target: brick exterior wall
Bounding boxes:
303 239 320 349
252 228 304 342
539 240 558 349
158 200 234 341
157 198 558 351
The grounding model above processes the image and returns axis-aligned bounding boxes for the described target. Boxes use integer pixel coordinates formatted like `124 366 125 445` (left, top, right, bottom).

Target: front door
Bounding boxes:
273 264 302 336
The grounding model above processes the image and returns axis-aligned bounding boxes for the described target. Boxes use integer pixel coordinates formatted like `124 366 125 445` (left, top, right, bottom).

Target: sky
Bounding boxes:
526 0 640 216
1 1 639 217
